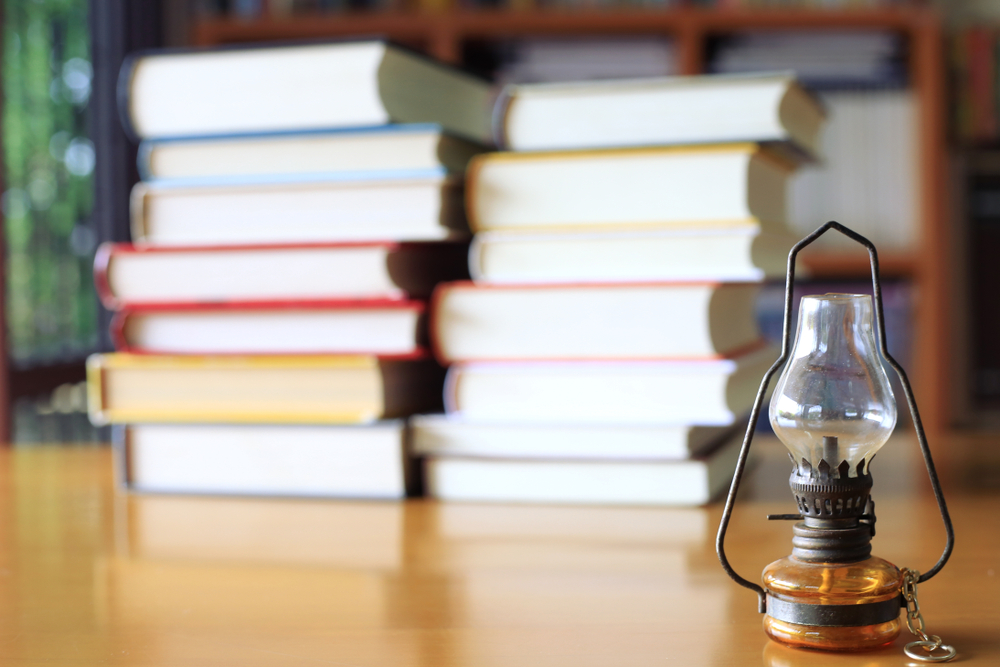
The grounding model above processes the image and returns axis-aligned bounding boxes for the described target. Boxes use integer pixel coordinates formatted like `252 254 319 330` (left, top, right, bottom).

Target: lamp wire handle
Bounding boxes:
715 221 955 614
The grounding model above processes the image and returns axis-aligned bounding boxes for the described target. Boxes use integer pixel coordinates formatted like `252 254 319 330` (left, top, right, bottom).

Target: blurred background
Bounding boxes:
3 0 1000 444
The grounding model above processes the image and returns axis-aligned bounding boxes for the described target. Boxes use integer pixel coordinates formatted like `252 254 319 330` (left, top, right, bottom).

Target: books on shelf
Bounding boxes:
122 41 494 143
95 241 470 307
708 31 906 90
493 38 677 86
470 228 793 284
421 430 743 506
788 89 917 252
431 282 762 362
130 175 466 246
466 144 792 233
954 27 998 143
442 346 775 424
495 74 824 155
115 422 412 498
139 125 483 182
88 354 444 425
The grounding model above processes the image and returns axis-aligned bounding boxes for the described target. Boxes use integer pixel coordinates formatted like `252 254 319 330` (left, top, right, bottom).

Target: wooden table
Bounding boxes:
1 437 997 666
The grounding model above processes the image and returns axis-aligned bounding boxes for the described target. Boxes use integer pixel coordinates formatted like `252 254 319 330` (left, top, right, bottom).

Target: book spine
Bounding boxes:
464 153 486 233
129 183 151 244
490 84 515 150
116 53 141 142
85 355 110 426
428 282 451 364
110 311 131 352
466 234 486 282
136 140 153 181
442 364 461 413
93 242 118 309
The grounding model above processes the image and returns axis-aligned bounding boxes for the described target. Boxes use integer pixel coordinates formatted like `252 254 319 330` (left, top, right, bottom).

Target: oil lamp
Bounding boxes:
716 222 956 661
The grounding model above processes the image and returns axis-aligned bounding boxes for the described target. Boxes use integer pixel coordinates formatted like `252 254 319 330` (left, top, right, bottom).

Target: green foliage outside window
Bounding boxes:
3 0 97 366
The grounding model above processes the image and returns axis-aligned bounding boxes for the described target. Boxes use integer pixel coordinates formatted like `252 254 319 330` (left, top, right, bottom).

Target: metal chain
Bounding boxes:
900 568 957 663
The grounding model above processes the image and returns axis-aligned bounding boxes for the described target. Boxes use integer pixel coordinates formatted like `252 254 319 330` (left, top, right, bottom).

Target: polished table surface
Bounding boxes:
1 436 998 666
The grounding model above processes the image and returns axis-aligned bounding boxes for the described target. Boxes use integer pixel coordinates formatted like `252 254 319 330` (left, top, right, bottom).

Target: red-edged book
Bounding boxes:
94 241 469 309
430 281 761 363
112 300 428 356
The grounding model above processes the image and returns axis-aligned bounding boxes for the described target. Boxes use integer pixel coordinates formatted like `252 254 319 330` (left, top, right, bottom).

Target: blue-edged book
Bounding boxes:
138 124 485 184
130 170 467 246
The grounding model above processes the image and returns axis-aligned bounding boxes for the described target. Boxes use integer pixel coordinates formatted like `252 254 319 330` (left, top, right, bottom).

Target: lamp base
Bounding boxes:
761 555 903 651
763 616 902 651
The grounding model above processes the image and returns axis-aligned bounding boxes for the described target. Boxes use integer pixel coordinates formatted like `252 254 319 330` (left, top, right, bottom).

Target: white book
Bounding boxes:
98 242 468 306
139 125 483 182
443 346 774 424
123 41 494 143
470 227 794 284
131 176 464 246
466 144 791 233
422 431 743 506
116 303 425 356
411 415 734 460
116 422 410 499
496 73 823 155
431 282 762 362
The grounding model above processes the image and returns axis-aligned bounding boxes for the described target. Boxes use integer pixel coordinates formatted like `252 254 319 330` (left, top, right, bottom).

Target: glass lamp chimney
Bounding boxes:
770 294 897 472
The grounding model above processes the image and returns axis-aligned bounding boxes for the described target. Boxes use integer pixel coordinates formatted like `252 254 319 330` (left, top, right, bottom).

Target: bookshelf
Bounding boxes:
187 7 953 435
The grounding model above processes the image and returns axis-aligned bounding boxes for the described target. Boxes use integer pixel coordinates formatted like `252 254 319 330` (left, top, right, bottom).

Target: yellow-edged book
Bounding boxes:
87 353 444 425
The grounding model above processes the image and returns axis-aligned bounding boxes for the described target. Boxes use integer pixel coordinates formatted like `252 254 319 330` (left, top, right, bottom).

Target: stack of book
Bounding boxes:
413 74 826 505
86 41 493 499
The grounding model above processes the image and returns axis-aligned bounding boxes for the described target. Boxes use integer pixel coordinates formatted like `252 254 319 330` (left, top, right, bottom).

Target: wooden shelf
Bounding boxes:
799 251 917 279
192 7 936 49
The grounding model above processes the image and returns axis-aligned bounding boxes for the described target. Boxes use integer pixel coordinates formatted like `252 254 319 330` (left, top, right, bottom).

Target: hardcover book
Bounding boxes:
442 346 774 424
131 175 465 246
115 421 412 499
412 415 735 460
465 143 792 233
110 300 428 356
122 41 494 143
139 124 483 182
430 281 761 362
422 430 743 506
96 241 470 307
496 73 824 155
88 353 444 424
470 227 793 284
